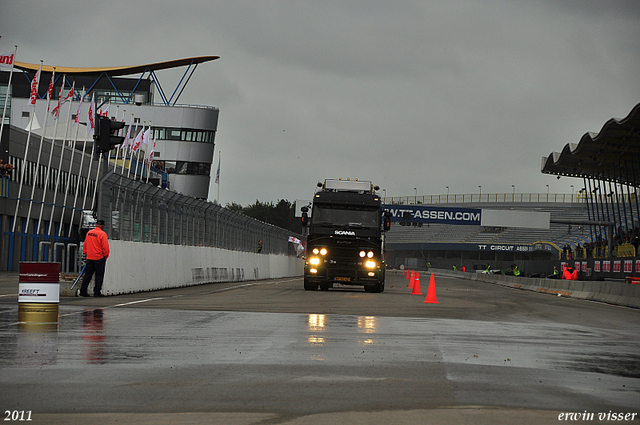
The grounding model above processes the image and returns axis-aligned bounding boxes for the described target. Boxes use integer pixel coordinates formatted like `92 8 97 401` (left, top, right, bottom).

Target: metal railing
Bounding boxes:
98 172 302 256
384 192 584 205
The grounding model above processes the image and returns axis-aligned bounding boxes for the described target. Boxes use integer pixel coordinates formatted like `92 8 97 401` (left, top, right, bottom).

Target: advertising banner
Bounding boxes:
384 205 481 225
613 261 621 273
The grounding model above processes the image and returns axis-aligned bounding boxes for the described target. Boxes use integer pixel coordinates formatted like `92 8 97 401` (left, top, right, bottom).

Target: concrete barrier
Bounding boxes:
428 268 640 309
63 241 303 296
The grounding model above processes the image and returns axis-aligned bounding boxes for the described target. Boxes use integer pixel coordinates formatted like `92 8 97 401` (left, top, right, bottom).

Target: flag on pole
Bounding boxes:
99 104 109 117
87 93 95 135
0 52 15 71
29 64 42 106
215 155 220 184
141 127 150 146
128 123 139 152
148 133 156 164
51 82 74 119
73 89 85 126
46 70 55 111
122 116 133 149
131 125 144 152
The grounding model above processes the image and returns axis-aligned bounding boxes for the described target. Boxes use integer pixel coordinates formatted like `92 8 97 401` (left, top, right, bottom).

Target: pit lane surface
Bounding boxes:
0 271 638 424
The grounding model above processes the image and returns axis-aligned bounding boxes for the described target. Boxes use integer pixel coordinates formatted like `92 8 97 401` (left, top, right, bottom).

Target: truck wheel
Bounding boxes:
304 279 317 291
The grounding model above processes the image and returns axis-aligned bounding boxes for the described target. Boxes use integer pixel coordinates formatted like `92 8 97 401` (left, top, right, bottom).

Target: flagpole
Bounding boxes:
0 45 17 151
114 105 120 170
89 152 103 218
12 60 42 233
48 81 75 237
25 66 55 240
36 69 61 234
68 92 95 237
133 122 145 180
126 122 138 179
59 87 85 238
216 151 221 203
146 122 152 184
147 128 157 186
81 139 100 220
122 114 133 175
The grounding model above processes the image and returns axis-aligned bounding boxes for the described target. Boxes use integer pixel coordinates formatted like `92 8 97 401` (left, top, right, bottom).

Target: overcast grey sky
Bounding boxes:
2 0 639 206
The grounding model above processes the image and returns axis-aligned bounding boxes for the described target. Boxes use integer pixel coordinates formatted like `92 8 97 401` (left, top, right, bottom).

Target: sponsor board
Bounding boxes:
384 205 481 225
18 283 59 303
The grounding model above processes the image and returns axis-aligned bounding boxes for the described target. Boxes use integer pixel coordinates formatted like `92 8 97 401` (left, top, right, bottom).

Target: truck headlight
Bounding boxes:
309 257 321 266
365 260 376 269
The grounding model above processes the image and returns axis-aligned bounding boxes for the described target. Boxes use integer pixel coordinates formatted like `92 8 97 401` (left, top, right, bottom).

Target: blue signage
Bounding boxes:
384 204 482 226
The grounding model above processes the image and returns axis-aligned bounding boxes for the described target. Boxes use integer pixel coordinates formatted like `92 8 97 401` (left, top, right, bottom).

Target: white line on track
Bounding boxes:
0 278 302 328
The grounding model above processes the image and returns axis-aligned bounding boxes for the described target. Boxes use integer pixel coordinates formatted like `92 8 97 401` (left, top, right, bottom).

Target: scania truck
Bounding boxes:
301 179 391 292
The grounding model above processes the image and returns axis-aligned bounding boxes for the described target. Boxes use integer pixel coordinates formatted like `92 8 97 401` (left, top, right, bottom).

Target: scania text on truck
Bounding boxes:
301 179 391 292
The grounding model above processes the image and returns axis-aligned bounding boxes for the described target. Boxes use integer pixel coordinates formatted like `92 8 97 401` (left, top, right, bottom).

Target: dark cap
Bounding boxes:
96 219 105 225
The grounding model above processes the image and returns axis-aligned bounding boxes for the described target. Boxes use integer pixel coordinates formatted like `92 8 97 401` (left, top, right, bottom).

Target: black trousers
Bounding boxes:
80 258 106 295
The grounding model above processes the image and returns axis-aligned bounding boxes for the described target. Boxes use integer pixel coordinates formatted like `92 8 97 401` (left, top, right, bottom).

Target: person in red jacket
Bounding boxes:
562 265 578 281
80 219 110 297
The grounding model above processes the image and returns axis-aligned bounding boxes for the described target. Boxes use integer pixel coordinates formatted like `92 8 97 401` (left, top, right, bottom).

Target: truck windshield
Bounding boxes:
313 206 379 228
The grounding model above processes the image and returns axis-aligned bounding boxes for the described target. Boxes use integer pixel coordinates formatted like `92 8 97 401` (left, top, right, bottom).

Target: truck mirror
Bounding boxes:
301 212 309 227
384 217 391 231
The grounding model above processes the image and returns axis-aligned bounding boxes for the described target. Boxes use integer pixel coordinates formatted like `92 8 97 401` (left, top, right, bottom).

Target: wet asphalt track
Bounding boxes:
0 271 638 424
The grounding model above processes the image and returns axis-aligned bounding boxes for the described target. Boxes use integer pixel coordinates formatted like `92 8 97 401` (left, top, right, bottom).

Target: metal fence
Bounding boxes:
385 192 587 205
98 171 303 256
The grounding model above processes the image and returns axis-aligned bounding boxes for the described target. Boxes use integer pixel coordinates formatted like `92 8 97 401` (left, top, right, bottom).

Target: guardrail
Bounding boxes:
384 193 583 205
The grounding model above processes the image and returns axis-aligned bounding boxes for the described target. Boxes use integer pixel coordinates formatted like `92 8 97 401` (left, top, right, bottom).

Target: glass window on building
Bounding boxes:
169 130 181 140
176 161 188 174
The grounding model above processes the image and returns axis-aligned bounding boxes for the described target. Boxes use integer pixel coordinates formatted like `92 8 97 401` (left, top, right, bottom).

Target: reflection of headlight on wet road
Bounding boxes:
358 316 377 333
308 314 326 330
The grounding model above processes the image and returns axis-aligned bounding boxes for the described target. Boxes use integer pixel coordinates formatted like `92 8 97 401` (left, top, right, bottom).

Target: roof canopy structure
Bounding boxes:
541 102 640 187
13 56 219 77
12 56 220 106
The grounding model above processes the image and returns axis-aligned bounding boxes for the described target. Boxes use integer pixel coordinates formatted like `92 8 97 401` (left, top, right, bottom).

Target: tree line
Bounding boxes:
226 199 301 233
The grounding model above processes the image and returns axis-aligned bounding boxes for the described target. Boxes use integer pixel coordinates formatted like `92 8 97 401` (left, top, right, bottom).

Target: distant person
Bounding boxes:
80 219 110 297
548 266 559 279
461 265 466 272
513 265 520 276
505 264 520 276
452 265 457 271
562 265 578 281
257 240 263 253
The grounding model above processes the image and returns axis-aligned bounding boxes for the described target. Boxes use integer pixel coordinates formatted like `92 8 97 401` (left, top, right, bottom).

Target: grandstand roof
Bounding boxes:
541 102 640 187
13 56 220 76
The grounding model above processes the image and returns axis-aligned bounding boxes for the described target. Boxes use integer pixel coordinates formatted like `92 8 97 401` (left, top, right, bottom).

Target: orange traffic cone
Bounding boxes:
411 271 422 295
402 269 406 276
423 273 438 304
408 270 415 289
